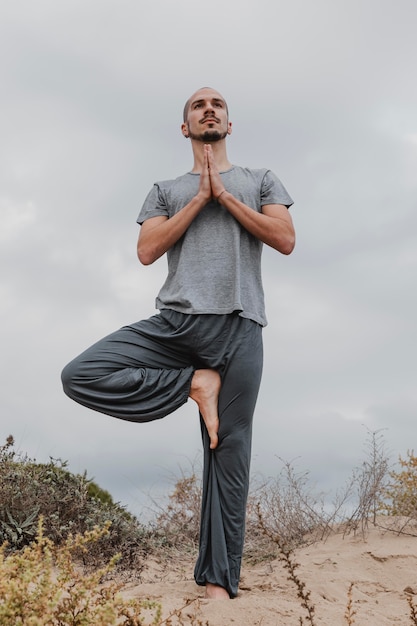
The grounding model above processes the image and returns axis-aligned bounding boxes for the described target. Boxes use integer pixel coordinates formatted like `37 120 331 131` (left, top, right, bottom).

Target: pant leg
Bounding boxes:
193 316 263 598
62 310 262 597
61 313 195 422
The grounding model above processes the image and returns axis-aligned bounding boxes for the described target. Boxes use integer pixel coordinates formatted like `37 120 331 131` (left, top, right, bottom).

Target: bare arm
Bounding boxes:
206 145 295 255
219 195 295 255
137 196 204 265
137 152 212 265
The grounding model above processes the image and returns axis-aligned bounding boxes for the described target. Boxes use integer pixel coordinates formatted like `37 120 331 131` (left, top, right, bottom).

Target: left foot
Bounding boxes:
189 369 221 449
205 583 230 599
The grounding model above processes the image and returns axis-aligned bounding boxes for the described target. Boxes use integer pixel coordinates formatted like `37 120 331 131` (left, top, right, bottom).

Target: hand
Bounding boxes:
205 144 226 200
197 145 212 203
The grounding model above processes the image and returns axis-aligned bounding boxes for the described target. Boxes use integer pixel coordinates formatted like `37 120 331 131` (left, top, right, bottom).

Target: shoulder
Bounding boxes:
230 166 293 207
229 165 283 187
230 166 279 184
230 165 269 177
153 172 196 192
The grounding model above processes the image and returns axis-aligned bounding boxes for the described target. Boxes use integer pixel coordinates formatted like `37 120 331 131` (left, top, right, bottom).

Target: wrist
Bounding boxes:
195 191 211 206
216 189 227 202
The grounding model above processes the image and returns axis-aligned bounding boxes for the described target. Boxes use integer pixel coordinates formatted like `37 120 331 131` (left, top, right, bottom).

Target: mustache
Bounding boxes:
200 114 220 123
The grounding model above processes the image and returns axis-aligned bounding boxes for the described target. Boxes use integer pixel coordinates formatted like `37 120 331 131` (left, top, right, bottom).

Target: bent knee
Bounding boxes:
61 359 79 397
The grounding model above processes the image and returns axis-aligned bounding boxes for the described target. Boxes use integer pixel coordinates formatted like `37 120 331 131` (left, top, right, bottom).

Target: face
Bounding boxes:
182 88 232 142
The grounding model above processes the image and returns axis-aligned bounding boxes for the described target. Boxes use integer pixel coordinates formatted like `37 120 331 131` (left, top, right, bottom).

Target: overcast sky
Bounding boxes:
1 0 416 519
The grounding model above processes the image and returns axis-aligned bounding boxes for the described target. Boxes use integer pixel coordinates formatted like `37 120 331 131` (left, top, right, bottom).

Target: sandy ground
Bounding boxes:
120 519 417 625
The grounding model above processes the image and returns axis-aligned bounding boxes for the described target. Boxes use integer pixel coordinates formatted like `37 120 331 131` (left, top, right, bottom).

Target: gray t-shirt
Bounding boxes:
137 165 293 326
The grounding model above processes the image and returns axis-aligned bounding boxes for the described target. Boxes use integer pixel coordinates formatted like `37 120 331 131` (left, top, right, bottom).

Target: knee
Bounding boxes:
61 359 79 398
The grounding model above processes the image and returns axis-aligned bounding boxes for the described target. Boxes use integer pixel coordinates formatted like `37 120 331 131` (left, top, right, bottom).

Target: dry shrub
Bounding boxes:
344 583 357 625
246 429 393 559
407 594 417 626
0 518 209 626
0 518 161 625
256 503 317 625
146 456 332 564
150 429 393 565
153 465 202 555
245 460 333 563
344 428 390 535
151 458 332 564
382 450 417 518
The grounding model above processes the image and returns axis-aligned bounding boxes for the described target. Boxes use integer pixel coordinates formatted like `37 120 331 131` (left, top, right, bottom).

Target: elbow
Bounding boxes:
275 233 295 255
282 235 296 255
137 244 155 266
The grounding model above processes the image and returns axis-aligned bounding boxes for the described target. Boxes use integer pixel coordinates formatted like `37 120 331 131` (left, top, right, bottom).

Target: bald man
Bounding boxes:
62 87 295 599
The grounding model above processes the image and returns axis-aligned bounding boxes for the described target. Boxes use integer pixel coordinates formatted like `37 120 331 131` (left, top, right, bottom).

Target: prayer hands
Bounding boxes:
199 144 226 202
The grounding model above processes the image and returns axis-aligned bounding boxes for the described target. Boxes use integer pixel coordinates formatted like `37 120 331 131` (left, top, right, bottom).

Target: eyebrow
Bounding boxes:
191 97 225 108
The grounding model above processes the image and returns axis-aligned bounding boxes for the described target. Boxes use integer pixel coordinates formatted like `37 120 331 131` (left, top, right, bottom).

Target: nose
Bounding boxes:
204 102 215 115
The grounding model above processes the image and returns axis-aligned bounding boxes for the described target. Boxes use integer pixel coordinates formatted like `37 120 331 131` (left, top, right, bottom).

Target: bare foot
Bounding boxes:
205 583 230 600
189 369 221 450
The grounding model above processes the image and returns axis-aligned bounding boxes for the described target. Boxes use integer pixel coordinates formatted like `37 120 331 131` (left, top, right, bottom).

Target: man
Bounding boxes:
61 87 295 599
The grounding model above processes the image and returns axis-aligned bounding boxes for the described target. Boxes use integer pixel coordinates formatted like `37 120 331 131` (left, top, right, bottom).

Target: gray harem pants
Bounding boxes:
61 310 263 598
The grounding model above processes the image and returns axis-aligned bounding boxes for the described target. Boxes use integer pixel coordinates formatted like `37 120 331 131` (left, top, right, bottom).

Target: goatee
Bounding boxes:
188 129 228 142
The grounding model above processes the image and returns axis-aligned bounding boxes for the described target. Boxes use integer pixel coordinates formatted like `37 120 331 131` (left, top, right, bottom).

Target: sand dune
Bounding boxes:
121 519 417 625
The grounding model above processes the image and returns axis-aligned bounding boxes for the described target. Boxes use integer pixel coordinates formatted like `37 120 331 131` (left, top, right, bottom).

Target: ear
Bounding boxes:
181 123 189 138
227 122 232 135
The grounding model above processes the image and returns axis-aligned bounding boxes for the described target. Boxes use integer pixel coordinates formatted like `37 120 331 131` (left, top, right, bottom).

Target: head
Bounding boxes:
181 87 232 143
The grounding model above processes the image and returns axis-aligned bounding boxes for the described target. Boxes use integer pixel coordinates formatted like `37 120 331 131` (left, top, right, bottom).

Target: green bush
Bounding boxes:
0 436 153 574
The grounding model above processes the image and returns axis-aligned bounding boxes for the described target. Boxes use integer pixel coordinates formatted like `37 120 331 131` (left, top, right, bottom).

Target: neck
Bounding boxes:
190 139 232 173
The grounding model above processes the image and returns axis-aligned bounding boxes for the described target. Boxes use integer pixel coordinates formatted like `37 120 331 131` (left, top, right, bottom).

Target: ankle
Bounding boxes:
205 583 230 599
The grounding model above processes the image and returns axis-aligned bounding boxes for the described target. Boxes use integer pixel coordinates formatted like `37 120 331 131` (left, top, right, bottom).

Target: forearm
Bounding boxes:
137 193 208 265
219 192 295 255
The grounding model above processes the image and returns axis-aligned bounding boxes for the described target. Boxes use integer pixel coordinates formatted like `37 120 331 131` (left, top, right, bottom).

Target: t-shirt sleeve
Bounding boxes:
136 183 169 225
260 170 294 209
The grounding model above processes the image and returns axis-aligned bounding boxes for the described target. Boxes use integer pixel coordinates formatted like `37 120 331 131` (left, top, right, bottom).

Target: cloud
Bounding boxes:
0 199 37 243
1 0 417 517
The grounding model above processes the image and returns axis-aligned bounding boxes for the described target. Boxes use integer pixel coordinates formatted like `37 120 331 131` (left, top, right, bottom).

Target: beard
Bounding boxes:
187 129 228 142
